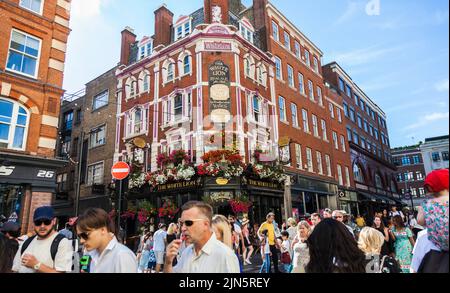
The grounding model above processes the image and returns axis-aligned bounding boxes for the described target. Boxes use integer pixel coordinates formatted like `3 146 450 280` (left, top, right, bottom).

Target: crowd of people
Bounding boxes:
0 169 448 274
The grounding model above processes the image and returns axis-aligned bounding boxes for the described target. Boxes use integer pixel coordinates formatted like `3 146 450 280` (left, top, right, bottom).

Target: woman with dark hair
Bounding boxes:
372 216 390 256
389 215 415 273
305 219 367 273
0 233 16 273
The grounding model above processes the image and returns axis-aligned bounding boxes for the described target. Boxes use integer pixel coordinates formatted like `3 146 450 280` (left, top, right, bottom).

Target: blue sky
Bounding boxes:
65 0 449 147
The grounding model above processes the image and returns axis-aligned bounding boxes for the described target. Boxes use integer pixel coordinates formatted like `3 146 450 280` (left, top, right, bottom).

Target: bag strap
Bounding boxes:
379 255 388 273
51 234 66 262
21 235 37 255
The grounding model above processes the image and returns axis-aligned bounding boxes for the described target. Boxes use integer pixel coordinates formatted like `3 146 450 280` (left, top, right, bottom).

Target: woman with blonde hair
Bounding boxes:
358 227 400 273
212 215 233 249
291 220 311 273
286 218 298 242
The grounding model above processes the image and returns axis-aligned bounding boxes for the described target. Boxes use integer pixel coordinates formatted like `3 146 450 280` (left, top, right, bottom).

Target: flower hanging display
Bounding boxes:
158 200 179 219
229 194 253 214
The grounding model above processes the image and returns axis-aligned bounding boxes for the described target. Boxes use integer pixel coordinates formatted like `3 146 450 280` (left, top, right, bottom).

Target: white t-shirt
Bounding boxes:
153 229 167 252
12 233 73 273
233 223 242 242
88 237 137 273
411 230 440 273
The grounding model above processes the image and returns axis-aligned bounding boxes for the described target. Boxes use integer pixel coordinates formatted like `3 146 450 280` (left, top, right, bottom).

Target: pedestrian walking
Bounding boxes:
390 215 415 273
322 208 333 219
164 201 239 273
286 218 297 242
358 227 401 273
257 212 280 273
12 206 73 273
153 223 167 273
165 223 179 267
332 210 355 238
306 218 367 273
280 231 292 273
58 223 73 240
76 208 137 273
137 232 153 273
291 220 311 273
258 229 271 273
0 221 21 255
241 218 254 265
310 213 321 229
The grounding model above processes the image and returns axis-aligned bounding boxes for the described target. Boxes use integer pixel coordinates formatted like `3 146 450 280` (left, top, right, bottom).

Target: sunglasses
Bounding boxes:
77 231 92 241
179 219 207 227
34 219 52 226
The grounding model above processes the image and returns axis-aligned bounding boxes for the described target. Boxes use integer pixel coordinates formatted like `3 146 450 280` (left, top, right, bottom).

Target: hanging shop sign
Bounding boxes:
209 60 231 123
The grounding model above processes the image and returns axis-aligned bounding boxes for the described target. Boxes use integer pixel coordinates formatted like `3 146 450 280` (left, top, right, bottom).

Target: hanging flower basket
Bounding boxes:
229 194 253 214
158 200 179 220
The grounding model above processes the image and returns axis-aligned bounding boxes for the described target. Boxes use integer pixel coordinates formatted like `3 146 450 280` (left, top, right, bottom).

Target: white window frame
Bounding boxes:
340 135 347 152
239 22 254 44
284 31 291 51
294 41 301 58
325 155 332 177
295 144 303 170
175 19 192 41
329 103 335 119
316 151 323 175
6 29 42 79
137 40 153 60
332 132 339 149
321 119 327 141
306 148 314 172
337 108 342 123
287 65 294 88
313 56 319 73
337 164 344 186
302 109 309 133
345 167 351 187
308 80 314 101
86 161 104 187
317 86 323 106
312 114 319 137
275 56 282 80
0 98 30 151
272 21 279 41
304 50 311 67
298 73 305 95
279 96 287 122
19 0 44 15
291 103 299 127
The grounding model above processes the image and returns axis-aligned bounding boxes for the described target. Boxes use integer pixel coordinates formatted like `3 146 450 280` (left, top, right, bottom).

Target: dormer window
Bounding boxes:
239 18 254 44
175 16 192 41
137 38 153 60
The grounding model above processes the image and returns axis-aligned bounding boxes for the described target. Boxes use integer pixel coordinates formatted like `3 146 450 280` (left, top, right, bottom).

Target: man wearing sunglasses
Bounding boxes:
12 206 73 273
164 201 239 273
332 210 355 238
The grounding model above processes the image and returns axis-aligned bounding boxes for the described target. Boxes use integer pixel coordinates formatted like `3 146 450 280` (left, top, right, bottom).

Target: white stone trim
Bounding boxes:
51 39 67 52
49 58 65 72
54 16 70 28
57 0 71 11
41 115 59 127
38 137 56 149
19 95 29 104
1 82 11 96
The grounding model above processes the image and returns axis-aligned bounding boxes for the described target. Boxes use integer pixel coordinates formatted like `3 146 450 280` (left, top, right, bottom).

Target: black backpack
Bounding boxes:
20 234 66 262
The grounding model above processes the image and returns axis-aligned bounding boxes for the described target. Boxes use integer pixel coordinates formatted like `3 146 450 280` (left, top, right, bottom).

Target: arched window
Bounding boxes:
130 80 136 97
167 63 175 81
244 55 255 79
257 64 267 86
139 71 150 93
0 98 29 150
183 55 191 75
353 163 364 183
133 108 143 134
375 173 383 189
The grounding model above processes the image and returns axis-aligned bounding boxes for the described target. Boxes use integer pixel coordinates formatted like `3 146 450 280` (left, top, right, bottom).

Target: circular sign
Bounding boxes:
133 138 146 149
111 162 130 180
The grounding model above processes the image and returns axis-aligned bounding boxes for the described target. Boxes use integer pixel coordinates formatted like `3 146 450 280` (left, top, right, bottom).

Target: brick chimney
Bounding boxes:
120 26 136 66
154 5 173 48
204 0 229 24
253 0 268 30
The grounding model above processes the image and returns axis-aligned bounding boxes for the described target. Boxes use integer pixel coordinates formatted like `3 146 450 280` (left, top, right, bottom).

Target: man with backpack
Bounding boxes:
12 206 73 273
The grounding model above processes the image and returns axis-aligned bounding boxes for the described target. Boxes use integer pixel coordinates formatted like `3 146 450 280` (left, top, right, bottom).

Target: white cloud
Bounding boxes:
435 79 449 92
334 2 361 25
329 45 403 67
404 112 450 131
72 0 111 19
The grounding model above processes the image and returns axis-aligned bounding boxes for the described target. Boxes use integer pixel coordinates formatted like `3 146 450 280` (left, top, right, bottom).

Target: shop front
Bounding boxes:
337 189 359 216
0 152 65 233
290 173 339 219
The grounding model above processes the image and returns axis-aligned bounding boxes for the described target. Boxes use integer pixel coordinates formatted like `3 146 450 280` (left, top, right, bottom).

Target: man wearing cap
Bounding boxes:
1 221 21 257
11 206 73 273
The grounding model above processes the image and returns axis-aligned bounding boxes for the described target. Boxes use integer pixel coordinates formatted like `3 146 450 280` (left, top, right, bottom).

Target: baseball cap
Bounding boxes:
0 221 20 233
33 206 55 222
424 169 449 193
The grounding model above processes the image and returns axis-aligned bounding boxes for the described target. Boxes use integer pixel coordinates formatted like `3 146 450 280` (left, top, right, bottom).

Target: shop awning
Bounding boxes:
358 192 382 203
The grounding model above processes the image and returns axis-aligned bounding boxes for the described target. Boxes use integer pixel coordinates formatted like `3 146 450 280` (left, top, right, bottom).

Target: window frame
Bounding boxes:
19 0 44 15
278 96 287 122
0 98 30 151
89 124 106 149
92 90 109 111
86 161 104 187
6 29 42 79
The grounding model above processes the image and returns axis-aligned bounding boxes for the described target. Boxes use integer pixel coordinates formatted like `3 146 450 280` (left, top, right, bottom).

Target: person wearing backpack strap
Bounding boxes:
12 206 73 273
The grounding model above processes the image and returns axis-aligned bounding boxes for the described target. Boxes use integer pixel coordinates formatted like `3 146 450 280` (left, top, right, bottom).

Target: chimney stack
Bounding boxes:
253 0 268 30
120 26 136 66
154 5 174 48
204 0 229 24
